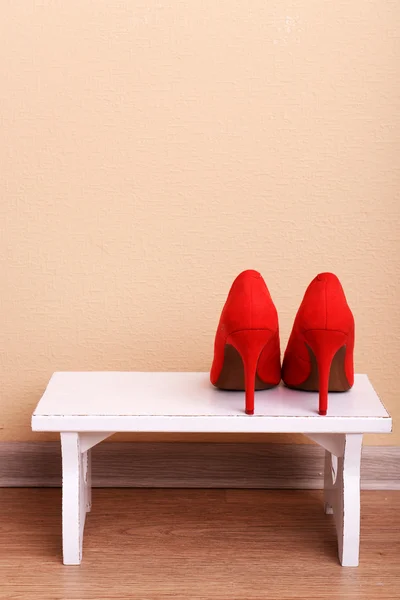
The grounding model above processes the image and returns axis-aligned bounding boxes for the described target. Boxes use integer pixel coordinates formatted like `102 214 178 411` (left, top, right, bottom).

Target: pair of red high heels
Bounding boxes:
210 271 354 416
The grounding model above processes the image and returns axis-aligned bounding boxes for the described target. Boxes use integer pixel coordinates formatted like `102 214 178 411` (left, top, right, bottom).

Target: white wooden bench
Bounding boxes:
31 372 391 566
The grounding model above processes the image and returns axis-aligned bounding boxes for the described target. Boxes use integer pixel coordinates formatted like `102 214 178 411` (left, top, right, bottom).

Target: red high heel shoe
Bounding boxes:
282 273 354 415
210 270 281 414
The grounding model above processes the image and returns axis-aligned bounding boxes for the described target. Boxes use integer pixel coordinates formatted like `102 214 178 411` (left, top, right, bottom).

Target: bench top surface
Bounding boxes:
31 372 391 434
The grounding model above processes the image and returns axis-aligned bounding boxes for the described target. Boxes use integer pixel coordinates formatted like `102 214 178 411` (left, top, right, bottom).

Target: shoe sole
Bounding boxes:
214 344 276 391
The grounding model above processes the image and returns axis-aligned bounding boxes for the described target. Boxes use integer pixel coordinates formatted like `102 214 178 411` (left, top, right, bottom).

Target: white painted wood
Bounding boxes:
324 450 334 514
323 434 363 566
33 373 391 566
83 450 92 512
80 432 114 453
306 434 345 457
61 433 86 565
32 373 391 434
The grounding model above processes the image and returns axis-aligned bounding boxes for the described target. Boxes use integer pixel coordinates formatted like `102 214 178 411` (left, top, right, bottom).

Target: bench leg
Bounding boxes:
61 432 86 565
323 433 363 566
324 449 335 514
83 450 92 512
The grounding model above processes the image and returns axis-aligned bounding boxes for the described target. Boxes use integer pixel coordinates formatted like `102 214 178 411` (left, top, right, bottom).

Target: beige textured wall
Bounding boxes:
1 1 399 444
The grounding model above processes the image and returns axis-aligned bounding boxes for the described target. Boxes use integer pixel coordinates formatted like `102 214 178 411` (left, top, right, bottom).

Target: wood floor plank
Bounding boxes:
0 489 399 599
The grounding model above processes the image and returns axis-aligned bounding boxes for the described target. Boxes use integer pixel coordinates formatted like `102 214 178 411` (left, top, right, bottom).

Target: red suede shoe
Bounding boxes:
210 270 281 414
282 273 354 415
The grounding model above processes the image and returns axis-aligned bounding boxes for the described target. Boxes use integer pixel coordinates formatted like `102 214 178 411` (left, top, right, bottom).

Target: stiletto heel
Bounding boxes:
282 273 354 415
210 270 281 414
303 329 348 415
228 329 277 415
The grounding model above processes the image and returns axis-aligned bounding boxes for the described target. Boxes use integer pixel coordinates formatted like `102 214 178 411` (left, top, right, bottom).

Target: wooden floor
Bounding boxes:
0 489 399 599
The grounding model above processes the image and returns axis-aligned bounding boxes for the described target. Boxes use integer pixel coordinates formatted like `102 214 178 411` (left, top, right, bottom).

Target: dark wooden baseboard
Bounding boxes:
0 442 398 489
